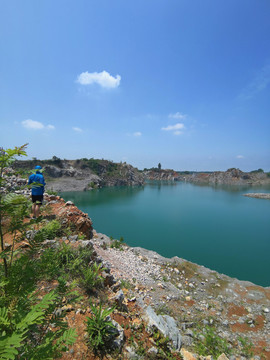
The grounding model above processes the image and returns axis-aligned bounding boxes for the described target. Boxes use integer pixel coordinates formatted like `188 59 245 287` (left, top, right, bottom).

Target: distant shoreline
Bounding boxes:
243 193 270 200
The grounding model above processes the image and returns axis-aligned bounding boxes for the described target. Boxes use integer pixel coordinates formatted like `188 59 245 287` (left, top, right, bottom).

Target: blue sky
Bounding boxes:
0 0 270 171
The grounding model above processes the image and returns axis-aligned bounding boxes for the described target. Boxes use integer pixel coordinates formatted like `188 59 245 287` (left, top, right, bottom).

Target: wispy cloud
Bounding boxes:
236 155 244 159
76 70 121 89
22 119 55 130
238 63 270 100
161 123 185 135
168 112 187 120
72 127 83 133
126 131 142 137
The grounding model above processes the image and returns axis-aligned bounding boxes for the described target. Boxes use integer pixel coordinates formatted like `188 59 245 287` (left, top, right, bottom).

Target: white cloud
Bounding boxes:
22 119 54 130
76 70 121 88
162 123 185 135
168 112 187 120
162 123 185 131
72 127 83 133
236 155 244 159
133 132 142 137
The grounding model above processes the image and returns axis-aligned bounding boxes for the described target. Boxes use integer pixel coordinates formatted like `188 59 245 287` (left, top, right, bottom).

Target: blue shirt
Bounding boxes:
28 172 46 195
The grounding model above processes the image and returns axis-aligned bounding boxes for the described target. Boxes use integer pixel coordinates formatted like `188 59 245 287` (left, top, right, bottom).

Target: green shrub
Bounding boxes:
34 220 62 242
238 336 254 357
152 329 176 359
250 168 264 173
79 262 104 293
46 189 58 196
110 236 125 250
194 326 231 359
86 303 116 352
88 181 97 189
38 243 94 281
120 279 134 290
56 242 76 266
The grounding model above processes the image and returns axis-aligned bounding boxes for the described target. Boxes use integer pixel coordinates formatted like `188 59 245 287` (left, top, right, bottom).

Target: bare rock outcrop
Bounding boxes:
45 195 93 238
13 159 144 192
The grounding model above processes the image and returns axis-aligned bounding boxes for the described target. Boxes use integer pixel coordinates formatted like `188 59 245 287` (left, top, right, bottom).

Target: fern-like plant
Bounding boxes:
80 262 105 293
0 291 77 359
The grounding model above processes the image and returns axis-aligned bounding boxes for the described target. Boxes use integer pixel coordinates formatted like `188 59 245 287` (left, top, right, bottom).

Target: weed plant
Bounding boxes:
34 219 62 242
110 236 125 250
238 336 254 357
194 325 232 359
86 303 116 353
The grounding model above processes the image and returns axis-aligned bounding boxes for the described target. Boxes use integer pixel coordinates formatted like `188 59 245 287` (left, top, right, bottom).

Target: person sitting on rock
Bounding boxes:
28 165 46 218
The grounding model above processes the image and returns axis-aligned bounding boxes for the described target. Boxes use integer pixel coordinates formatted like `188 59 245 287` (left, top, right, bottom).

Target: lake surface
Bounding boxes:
61 182 270 287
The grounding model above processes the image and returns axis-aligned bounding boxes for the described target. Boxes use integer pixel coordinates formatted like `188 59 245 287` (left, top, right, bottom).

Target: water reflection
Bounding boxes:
61 185 144 207
185 181 270 193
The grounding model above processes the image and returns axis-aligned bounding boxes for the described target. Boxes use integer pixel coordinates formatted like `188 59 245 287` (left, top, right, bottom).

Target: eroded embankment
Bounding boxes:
46 195 270 359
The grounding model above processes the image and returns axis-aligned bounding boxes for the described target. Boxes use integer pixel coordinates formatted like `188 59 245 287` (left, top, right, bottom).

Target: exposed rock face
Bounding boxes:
143 169 181 181
0 168 28 194
13 159 144 192
46 195 93 238
144 168 270 186
189 168 270 186
144 306 182 350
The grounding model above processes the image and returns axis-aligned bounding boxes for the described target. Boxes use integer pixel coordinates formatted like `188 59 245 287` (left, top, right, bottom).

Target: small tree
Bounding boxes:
158 163 161 171
0 144 28 278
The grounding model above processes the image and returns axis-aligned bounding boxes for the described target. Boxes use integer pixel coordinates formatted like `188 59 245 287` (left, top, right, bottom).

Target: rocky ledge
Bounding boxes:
93 233 270 359
243 193 270 200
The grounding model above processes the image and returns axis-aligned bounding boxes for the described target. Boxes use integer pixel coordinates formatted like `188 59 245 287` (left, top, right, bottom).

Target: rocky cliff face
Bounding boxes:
143 169 184 181
189 168 270 186
13 159 144 192
143 168 270 186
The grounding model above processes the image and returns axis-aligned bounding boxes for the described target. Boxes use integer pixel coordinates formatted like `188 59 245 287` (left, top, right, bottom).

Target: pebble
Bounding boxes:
157 283 165 289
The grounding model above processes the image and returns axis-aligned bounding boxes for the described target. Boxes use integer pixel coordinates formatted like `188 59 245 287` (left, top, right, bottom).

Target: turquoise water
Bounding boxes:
61 182 270 287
